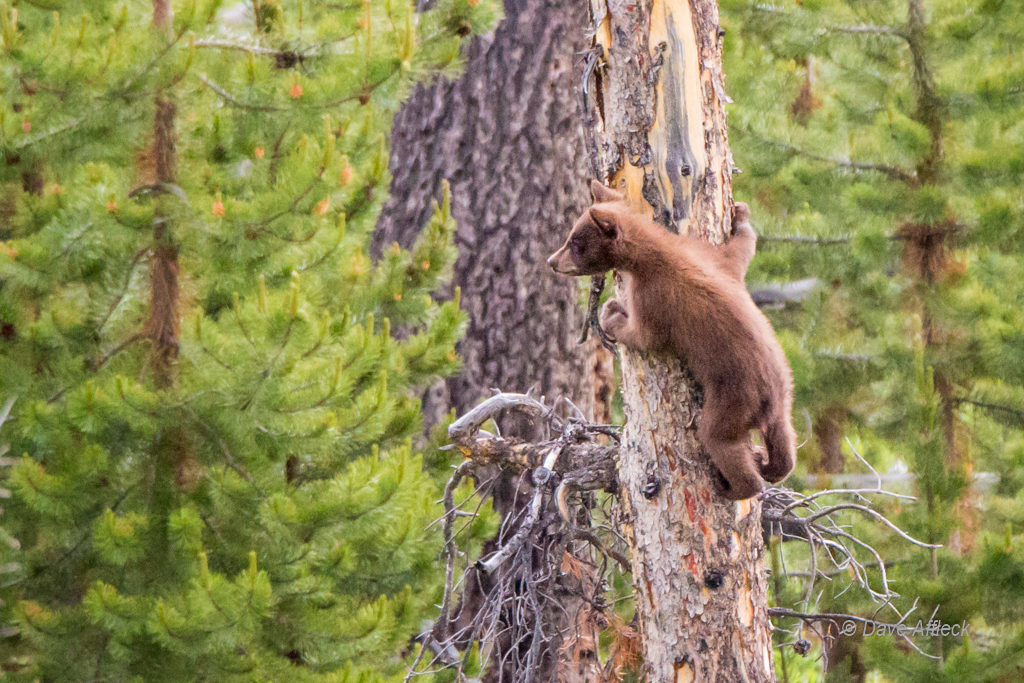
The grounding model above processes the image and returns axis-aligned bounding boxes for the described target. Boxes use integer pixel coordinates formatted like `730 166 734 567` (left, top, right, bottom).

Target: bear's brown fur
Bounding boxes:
547 181 795 500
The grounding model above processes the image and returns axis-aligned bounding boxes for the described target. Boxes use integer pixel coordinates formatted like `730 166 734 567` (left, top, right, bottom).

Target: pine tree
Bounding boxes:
722 0 1024 679
0 0 496 678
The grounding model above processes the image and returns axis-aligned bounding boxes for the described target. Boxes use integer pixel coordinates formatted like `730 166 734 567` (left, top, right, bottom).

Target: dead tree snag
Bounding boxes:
584 0 773 679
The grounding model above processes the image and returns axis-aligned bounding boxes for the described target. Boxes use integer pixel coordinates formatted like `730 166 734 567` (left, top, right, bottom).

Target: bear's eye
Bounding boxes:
569 235 583 256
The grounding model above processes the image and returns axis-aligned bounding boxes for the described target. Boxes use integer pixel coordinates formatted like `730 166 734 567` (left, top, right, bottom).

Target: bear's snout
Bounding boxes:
547 248 569 273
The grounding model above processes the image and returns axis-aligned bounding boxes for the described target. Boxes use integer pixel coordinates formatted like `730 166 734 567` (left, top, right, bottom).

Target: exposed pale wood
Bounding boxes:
448 393 548 441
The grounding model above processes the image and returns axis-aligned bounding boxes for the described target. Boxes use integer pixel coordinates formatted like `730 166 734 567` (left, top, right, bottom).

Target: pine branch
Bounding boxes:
953 398 1024 421
22 484 136 584
199 74 282 112
826 24 906 39
746 2 906 40
762 228 969 246
116 23 189 94
740 126 918 183
241 168 327 238
199 64 400 113
198 343 231 370
188 411 256 484
758 235 851 245
10 116 86 151
96 249 151 336
194 39 306 57
238 304 298 411
320 65 401 108
91 333 145 372
813 351 873 362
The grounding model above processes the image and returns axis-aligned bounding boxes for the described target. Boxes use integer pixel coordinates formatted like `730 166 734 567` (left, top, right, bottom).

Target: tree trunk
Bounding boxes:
148 0 194 579
378 1 612 680
585 0 776 679
814 405 846 475
374 0 613 429
149 0 178 392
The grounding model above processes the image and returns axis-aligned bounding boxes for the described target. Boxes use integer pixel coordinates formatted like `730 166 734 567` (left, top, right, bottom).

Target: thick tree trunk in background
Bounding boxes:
585 0 775 679
378 1 610 680
374 0 613 428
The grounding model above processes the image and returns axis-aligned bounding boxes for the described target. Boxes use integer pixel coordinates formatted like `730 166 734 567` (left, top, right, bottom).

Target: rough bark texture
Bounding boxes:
378 1 613 680
586 0 776 679
618 359 774 682
374 0 612 427
149 0 178 391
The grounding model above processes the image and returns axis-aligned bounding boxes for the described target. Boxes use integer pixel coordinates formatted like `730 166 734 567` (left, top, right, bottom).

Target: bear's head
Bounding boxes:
547 180 626 276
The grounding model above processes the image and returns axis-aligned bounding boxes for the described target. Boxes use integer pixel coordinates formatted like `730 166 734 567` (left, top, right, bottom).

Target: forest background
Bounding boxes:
0 0 1022 681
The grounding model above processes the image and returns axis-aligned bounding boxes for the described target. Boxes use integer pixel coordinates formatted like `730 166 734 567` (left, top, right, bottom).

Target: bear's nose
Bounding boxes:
546 253 558 268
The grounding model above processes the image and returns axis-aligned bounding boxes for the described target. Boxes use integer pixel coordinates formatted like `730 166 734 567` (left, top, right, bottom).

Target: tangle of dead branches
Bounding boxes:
406 393 943 681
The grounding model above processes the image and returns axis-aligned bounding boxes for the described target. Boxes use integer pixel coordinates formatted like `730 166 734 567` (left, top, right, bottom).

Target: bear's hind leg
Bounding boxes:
698 396 765 500
705 438 765 500
760 412 796 484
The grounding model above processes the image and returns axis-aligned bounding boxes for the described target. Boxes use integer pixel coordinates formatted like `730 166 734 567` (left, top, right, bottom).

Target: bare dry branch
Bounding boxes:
438 460 476 641
476 446 561 574
417 390 943 682
448 392 551 441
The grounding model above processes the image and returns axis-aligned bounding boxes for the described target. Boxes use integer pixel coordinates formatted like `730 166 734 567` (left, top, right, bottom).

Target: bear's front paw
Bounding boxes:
600 298 629 341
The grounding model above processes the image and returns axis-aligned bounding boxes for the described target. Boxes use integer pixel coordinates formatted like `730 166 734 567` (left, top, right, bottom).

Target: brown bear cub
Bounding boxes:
547 180 796 500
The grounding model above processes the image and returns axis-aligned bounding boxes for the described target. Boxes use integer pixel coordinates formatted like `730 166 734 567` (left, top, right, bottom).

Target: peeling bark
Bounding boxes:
619 359 774 682
586 0 775 679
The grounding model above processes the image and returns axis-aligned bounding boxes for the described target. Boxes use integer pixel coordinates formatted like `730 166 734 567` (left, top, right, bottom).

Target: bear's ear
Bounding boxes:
591 179 624 204
732 201 750 223
589 207 619 239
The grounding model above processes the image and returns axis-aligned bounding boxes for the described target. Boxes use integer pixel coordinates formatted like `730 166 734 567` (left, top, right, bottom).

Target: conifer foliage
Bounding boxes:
0 0 493 678
723 0 1024 679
